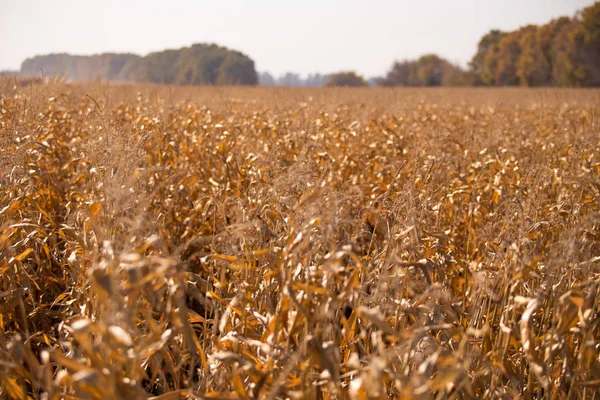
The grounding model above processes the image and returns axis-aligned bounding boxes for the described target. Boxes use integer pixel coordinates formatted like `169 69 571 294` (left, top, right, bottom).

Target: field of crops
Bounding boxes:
1 80 599 399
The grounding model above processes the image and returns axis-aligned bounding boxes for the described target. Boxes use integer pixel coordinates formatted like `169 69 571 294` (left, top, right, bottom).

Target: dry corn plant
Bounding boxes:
1 79 599 399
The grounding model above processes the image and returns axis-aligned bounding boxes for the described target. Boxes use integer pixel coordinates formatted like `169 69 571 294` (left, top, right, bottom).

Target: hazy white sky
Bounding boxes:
0 0 595 77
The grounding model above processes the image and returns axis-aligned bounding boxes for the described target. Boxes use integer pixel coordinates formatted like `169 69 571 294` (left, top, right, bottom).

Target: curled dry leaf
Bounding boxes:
0 81 598 399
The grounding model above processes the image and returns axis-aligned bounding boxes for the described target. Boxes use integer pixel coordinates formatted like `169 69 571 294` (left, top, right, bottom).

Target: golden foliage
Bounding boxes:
1 80 599 399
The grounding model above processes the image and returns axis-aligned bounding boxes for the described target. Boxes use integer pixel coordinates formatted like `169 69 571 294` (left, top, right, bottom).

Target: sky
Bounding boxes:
0 0 596 78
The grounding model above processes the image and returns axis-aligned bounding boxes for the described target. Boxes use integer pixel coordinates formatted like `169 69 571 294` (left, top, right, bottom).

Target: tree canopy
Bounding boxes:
470 2 600 87
378 54 471 87
377 2 599 88
20 44 258 86
324 71 368 87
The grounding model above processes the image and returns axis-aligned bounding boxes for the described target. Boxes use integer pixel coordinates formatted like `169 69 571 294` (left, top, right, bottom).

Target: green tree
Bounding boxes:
378 61 418 86
325 71 368 87
415 54 445 86
20 43 259 86
217 53 258 85
379 55 468 87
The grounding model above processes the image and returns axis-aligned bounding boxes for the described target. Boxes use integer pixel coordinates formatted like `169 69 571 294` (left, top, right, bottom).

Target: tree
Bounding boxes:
535 17 571 85
324 71 368 87
144 50 180 84
550 20 579 86
414 54 444 85
471 2 599 87
480 42 501 85
217 53 258 85
470 30 506 85
378 54 469 87
517 26 552 86
575 2 600 86
20 43 259 86
494 29 528 86
378 60 417 86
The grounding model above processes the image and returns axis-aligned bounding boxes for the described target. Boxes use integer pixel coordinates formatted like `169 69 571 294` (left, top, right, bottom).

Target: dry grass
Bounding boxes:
1 79 599 399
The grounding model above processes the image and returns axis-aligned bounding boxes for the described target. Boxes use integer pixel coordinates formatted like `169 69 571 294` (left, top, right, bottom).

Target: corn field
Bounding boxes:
1 80 599 399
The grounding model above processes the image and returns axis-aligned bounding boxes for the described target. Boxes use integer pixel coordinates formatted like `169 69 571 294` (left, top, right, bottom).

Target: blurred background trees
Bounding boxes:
469 29 506 86
20 44 258 85
469 1 600 87
379 2 599 87
17 2 600 87
324 71 368 87
378 54 471 87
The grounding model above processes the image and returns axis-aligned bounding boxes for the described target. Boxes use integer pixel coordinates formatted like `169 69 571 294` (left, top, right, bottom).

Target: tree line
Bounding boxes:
334 1 599 87
16 2 599 87
20 44 258 85
469 2 599 87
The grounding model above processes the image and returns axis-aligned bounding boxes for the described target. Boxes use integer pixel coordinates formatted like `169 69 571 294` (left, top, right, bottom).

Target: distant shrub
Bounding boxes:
324 71 368 87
